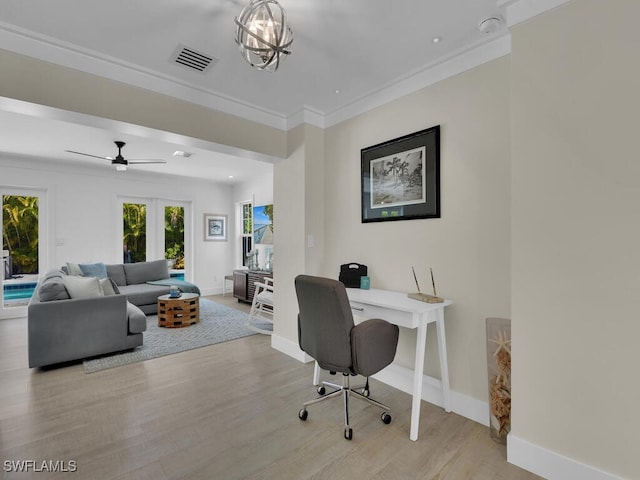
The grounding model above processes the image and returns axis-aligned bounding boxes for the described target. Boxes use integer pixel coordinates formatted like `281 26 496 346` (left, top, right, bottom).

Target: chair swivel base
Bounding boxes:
298 373 392 440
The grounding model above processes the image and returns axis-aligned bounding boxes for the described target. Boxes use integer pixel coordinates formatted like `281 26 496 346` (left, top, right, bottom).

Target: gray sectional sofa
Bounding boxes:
27 259 199 368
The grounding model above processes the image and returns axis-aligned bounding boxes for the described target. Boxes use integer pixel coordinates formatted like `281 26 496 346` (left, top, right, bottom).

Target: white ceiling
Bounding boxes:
0 0 517 182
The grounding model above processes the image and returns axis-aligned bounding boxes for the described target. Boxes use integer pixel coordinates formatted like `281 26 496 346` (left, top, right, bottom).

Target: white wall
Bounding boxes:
509 1 640 478
0 155 234 295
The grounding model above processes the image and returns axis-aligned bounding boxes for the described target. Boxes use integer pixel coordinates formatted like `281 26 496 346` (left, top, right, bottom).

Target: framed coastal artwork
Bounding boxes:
204 213 227 242
361 125 440 223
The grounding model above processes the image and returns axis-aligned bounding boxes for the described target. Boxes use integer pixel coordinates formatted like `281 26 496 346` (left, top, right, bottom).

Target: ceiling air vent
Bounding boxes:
170 44 217 73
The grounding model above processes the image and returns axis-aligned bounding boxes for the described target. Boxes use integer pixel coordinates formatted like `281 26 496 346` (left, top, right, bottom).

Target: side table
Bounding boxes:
157 293 200 328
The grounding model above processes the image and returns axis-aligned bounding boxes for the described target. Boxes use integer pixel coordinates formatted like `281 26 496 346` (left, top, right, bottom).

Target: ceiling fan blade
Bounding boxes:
65 150 112 160
127 160 167 165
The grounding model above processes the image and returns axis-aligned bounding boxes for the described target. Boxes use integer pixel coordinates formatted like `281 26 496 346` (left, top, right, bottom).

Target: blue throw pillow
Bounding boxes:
78 262 108 279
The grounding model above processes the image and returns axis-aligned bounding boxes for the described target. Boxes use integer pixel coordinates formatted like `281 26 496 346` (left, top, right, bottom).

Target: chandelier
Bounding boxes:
234 0 294 72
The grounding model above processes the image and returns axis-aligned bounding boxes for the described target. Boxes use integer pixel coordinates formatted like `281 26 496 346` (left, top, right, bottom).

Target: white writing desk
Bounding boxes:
312 287 453 441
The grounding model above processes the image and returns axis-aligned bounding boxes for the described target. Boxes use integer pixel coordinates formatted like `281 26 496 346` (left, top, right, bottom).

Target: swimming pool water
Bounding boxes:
3 282 37 300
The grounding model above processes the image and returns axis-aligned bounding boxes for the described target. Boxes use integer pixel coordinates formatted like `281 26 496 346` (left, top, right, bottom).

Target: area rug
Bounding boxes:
83 298 271 373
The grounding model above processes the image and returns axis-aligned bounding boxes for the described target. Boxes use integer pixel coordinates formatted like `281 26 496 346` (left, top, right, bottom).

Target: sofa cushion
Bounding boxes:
63 276 104 299
126 302 147 334
119 283 169 306
123 259 169 285
106 264 127 286
79 262 108 279
38 277 71 302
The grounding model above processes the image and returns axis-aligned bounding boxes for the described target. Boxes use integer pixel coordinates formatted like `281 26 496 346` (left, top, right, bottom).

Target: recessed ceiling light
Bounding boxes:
228 175 234 179
173 150 192 157
432 36 442 44
335 89 340 94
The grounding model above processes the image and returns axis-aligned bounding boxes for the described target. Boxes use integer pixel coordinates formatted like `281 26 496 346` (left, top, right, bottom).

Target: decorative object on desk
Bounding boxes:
204 213 227 242
486 317 511 444
361 125 440 223
169 285 181 298
407 266 444 303
360 276 370 290
338 263 368 288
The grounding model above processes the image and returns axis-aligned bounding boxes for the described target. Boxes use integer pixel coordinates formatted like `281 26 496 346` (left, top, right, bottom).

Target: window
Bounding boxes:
1 189 46 317
164 205 184 270
241 201 252 266
122 202 147 263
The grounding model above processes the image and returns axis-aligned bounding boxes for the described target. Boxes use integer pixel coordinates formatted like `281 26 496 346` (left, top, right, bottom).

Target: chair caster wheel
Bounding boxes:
381 412 392 424
299 409 308 421
317 386 326 395
344 427 353 440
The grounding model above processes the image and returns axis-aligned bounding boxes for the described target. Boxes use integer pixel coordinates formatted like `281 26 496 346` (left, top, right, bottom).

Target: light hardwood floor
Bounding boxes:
0 295 540 479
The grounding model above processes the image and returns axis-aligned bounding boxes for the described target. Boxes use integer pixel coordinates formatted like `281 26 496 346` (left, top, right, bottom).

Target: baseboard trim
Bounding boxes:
372 363 490 427
507 435 623 480
271 334 314 363
271 337 488 426
271 337 621 480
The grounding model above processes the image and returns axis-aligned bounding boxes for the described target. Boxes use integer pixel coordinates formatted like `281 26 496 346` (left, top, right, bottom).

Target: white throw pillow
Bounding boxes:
99 278 117 296
63 275 104 299
66 262 84 276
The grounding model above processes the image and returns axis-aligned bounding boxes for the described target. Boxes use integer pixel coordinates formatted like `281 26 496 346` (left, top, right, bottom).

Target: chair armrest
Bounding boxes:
254 281 274 292
351 319 399 377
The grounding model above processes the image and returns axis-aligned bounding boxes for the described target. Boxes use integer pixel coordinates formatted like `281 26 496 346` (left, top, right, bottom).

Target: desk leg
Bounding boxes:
435 309 452 412
410 322 428 441
313 361 320 386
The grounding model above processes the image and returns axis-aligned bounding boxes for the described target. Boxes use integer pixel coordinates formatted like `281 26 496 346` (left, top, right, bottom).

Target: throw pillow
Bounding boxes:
38 278 71 302
63 275 104 299
99 277 119 296
79 262 108 279
66 262 84 276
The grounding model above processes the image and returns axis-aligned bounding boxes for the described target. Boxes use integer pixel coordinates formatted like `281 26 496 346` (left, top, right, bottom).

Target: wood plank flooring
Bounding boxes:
0 295 540 479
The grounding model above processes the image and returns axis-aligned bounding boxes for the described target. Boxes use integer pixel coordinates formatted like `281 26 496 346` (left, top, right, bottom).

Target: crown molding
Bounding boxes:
0 2 566 135
0 21 289 131
497 0 573 27
323 34 511 128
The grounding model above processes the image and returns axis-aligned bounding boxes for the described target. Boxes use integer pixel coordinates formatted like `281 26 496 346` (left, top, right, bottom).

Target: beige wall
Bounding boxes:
510 1 640 477
321 57 511 399
0 49 287 158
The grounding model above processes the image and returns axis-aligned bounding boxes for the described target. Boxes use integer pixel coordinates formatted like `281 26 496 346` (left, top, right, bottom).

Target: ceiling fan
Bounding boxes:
65 140 167 171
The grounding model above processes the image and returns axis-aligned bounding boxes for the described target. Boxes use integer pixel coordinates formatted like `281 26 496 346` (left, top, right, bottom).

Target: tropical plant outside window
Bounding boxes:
2 195 39 274
241 202 252 267
123 203 146 263
164 206 184 269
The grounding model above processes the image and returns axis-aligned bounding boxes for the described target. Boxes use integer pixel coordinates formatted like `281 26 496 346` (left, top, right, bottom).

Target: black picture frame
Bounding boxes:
361 125 440 223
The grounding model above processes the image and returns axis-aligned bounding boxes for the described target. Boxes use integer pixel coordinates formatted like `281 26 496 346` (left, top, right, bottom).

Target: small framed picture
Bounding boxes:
204 213 227 242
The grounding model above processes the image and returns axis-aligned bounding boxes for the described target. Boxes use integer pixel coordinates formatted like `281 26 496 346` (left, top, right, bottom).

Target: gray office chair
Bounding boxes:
295 274 399 440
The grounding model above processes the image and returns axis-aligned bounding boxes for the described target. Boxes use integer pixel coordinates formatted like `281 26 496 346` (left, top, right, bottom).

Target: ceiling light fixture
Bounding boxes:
234 0 294 72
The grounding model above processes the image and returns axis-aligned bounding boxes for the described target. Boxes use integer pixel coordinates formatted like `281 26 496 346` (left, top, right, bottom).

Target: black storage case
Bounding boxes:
339 263 368 288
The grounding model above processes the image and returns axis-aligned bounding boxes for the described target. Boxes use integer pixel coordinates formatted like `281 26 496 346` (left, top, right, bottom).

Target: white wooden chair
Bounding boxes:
247 277 274 334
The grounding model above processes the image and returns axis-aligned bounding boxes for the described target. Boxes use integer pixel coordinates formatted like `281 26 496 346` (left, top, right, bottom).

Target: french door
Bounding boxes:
1 188 47 319
118 196 191 280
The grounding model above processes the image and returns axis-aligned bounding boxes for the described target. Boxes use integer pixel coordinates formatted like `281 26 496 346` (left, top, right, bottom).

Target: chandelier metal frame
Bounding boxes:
234 0 294 72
